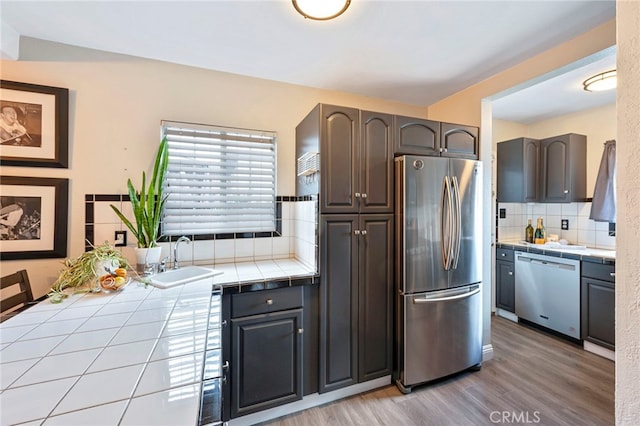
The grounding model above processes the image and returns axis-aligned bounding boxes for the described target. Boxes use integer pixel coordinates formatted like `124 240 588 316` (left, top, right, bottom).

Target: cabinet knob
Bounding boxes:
354 230 361 235
508 271 513 276
361 230 367 236
266 298 273 305
501 253 506 257
361 193 368 199
297 328 304 334
439 147 444 153
443 148 448 152
610 272 615 277
564 190 569 194
355 192 361 198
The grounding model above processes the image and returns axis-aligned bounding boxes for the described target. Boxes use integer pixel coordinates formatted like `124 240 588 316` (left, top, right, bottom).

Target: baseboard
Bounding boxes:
583 340 615 361
482 343 494 362
496 308 518 323
227 376 392 426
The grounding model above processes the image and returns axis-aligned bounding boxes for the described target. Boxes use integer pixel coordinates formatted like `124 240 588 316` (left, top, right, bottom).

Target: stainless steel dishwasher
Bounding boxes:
514 251 581 339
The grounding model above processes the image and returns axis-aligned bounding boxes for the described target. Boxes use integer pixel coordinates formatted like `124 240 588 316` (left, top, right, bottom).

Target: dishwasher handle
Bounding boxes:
413 287 480 304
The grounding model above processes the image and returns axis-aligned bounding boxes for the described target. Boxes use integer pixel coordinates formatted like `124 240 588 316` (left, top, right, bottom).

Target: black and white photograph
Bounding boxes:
0 176 68 259
0 101 42 147
0 195 41 240
0 80 68 168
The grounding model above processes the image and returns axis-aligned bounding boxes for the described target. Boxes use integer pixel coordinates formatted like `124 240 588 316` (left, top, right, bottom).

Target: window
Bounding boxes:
161 121 277 237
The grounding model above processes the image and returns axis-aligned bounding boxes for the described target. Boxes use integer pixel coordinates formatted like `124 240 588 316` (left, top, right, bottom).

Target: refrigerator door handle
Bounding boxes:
413 287 481 304
440 176 452 270
451 176 462 269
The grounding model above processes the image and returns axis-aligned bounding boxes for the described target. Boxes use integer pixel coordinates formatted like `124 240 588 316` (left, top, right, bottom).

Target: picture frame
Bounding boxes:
0 80 69 168
0 176 69 260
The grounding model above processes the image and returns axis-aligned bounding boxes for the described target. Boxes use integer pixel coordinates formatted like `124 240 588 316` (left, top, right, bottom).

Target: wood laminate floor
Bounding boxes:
261 315 614 426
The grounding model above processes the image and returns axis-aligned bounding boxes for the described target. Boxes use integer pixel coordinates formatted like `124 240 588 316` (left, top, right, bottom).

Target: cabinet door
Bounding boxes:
358 214 393 382
523 138 540 202
541 135 570 202
321 105 359 213
441 123 478 159
496 260 515 313
319 215 358 393
360 110 393 213
230 309 303 418
393 115 441 156
581 277 615 350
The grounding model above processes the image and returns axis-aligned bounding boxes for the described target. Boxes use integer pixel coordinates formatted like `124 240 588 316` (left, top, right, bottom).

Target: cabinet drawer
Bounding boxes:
231 287 303 318
496 248 514 262
582 262 615 283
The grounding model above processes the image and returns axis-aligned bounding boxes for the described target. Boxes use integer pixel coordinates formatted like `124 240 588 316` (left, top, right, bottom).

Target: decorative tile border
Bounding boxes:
84 194 317 251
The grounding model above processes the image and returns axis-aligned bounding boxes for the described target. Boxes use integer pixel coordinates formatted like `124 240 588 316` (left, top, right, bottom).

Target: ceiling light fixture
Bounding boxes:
583 70 617 92
292 0 351 20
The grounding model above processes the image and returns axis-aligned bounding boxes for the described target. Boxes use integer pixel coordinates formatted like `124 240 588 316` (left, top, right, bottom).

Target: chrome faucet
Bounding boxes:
173 236 191 269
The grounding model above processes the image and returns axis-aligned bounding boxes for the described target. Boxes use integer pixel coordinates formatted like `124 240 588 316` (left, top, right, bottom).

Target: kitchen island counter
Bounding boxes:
0 258 316 425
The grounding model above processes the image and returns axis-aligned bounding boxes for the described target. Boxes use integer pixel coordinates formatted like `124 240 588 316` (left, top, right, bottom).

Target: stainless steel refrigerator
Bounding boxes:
394 155 483 393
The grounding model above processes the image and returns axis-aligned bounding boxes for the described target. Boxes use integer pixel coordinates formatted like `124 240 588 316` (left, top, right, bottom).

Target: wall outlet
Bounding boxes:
499 208 506 219
115 230 127 247
561 219 569 230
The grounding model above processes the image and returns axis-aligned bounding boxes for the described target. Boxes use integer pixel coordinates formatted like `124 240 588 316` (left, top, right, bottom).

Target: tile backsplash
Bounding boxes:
86 195 318 272
497 201 615 250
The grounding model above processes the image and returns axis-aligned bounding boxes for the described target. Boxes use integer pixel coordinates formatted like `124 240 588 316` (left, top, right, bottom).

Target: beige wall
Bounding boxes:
494 102 616 198
616 1 640 424
0 37 427 298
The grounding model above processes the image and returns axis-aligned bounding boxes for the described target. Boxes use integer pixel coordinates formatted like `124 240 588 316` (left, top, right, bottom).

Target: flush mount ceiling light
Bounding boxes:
583 70 617 92
292 0 351 20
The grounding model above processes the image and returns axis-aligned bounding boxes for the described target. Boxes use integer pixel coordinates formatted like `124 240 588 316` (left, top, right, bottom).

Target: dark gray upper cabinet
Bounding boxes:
497 137 540 202
393 116 441 156
540 133 587 202
295 104 393 214
322 105 359 213
360 110 394 214
441 122 479 159
319 214 393 393
581 262 615 350
497 133 586 203
393 116 478 159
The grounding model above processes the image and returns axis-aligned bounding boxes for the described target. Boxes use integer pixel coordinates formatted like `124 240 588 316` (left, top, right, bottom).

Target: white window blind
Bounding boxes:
162 121 277 236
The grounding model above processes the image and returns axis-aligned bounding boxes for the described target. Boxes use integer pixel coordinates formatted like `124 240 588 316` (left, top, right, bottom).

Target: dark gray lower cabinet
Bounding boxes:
496 260 515 313
319 213 393 393
223 287 306 420
495 248 515 313
581 276 615 350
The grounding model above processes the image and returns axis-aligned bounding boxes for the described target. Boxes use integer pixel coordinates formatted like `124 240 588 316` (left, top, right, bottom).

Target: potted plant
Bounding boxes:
49 241 131 302
110 137 169 267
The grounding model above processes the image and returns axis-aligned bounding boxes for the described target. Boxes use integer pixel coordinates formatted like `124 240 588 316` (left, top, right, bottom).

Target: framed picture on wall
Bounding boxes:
0 80 69 168
0 176 69 260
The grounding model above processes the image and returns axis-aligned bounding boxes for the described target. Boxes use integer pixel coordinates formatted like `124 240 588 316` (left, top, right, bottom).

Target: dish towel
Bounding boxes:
589 139 616 222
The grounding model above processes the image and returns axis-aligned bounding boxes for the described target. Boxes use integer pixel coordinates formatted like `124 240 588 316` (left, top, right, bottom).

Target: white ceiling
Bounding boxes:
492 46 617 124
0 0 616 121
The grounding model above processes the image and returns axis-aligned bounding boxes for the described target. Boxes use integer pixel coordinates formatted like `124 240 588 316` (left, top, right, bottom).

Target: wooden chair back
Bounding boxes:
1 269 34 322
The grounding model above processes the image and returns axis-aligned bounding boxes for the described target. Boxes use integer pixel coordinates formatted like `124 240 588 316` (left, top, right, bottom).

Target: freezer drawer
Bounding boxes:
398 284 482 390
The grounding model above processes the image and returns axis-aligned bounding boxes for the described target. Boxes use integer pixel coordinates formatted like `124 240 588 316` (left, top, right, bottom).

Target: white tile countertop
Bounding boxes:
0 258 316 426
497 240 615 261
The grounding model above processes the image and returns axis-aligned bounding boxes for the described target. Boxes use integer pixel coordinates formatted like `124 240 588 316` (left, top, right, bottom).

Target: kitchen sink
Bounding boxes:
148 265 223 289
